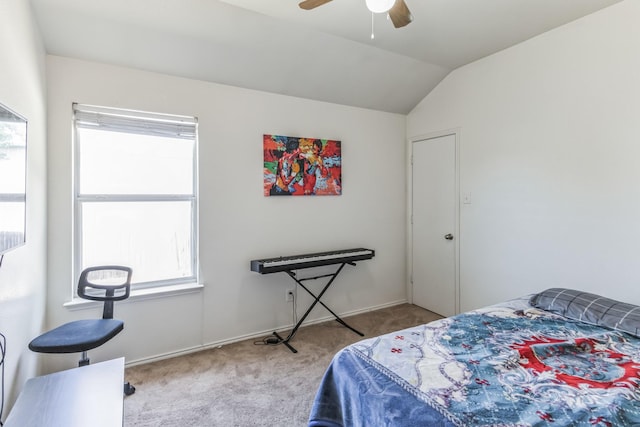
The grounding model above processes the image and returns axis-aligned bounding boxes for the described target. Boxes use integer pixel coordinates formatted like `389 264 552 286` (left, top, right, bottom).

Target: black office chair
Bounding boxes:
29 265 136 395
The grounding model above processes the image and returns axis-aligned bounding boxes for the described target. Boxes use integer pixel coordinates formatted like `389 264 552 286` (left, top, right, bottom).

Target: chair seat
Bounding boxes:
29 319 124 354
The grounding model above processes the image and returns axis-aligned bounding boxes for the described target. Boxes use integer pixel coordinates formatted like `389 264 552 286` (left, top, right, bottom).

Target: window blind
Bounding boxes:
73 103 197 140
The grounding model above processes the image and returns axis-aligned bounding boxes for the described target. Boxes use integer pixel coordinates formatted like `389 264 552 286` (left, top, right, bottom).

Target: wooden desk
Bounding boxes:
5 358 124 427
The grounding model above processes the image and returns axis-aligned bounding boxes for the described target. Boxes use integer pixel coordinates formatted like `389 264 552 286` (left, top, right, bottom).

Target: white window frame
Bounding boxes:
72 103 199 294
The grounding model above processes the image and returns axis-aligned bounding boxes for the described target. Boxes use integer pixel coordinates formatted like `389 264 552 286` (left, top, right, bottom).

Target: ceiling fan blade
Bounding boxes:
298 0 333 10
388 0 412 28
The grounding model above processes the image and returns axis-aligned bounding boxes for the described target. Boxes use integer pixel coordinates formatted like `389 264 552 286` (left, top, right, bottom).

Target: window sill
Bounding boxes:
64 282 204 311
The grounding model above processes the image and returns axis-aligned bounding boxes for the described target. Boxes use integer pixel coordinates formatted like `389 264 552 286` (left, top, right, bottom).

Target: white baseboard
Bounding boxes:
125 299 408 367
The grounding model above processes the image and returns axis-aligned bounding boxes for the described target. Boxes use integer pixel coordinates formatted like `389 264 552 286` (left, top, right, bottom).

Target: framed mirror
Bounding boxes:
0 103 27 254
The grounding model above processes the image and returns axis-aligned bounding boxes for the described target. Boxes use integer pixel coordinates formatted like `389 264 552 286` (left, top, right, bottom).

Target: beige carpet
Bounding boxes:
124 303 442 426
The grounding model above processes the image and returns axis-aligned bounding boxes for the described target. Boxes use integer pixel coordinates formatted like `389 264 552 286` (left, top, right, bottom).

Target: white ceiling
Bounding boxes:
30 0 621 114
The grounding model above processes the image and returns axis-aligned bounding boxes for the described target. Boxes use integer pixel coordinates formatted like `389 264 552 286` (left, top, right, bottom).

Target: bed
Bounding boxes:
308 288 640 426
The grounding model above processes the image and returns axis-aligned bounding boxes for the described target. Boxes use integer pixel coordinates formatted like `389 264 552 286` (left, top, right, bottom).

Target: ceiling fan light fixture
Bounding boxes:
365 0 395 14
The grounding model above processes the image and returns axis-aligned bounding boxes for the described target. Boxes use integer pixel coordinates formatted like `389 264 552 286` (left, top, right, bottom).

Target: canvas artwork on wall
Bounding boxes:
263 134 342 196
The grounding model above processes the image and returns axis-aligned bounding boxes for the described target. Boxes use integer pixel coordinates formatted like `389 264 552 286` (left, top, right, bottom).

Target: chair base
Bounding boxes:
77 354 135 396
124 382 136 396
79 351 90 366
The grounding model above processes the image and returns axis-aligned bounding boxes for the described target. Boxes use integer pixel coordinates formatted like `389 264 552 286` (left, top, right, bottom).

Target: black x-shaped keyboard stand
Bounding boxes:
270 262 364 353
250 248 375 353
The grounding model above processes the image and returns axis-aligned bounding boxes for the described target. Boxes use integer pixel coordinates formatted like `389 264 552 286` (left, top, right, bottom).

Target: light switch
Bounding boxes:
463 192 471 204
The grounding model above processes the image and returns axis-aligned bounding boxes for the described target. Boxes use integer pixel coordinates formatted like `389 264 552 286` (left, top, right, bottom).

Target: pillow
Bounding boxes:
530 288 640 337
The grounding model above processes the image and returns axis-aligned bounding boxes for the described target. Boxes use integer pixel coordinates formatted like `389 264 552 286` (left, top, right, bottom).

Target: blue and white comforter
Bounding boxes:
309 297 640 426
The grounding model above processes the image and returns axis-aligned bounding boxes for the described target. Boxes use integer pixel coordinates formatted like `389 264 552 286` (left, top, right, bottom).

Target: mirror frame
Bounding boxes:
0 102 27 255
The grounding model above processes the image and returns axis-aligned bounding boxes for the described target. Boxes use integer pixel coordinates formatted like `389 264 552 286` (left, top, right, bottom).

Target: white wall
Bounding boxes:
408 0 640 312
46 56 407 371
0 0 48 414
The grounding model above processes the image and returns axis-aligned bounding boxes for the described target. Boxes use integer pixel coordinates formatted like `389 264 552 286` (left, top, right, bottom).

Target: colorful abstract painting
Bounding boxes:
263 134 342 196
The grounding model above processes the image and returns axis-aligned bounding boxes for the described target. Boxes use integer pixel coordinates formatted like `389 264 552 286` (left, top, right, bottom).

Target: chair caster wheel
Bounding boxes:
124 382 136 396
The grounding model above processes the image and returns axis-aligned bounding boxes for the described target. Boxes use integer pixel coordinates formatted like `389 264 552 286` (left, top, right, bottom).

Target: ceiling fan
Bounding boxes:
298 0 413 29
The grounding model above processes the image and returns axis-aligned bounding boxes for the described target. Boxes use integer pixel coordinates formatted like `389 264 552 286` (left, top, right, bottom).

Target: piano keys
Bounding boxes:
250 248 375 274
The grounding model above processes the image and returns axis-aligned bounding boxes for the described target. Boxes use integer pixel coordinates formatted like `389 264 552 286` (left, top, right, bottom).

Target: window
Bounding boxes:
73 104 198 291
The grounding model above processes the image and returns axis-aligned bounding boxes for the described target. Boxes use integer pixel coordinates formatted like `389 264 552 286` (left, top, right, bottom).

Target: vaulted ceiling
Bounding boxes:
30 0 622 114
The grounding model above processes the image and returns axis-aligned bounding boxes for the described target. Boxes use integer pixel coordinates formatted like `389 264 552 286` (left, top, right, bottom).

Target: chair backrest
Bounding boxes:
77 266 132 319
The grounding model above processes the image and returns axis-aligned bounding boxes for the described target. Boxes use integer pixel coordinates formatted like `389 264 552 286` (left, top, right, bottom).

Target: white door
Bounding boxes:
412 133 458 317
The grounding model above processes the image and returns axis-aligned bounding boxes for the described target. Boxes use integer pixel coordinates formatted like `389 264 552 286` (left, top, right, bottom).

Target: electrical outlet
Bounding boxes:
285 288 294 302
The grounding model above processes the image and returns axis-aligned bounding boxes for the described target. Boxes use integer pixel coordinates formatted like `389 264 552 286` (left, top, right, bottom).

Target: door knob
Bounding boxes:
444 234 454 240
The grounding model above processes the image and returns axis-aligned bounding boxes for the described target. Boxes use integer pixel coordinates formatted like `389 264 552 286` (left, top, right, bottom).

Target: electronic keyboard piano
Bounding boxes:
250 247 375 353
250 248 375 274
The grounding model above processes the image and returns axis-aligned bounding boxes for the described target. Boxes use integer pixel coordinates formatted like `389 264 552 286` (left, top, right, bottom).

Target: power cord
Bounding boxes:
253 289 298 347
0 332 6 426
285 289 302 343
291 289 297 327
253 336 281 346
